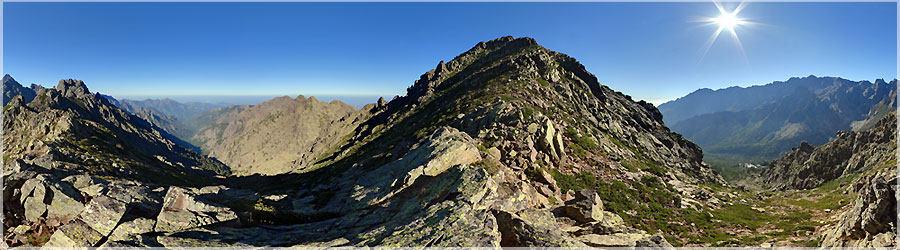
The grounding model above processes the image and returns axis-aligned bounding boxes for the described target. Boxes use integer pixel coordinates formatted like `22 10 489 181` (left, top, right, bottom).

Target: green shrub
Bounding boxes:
538 78 550 87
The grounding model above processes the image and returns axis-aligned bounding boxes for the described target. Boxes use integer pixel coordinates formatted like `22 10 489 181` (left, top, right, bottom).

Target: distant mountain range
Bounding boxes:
106 98 228 122
659 76 897 165
100 96 227 140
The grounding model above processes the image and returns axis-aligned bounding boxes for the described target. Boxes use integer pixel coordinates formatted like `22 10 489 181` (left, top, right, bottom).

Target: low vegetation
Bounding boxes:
550 168 848 246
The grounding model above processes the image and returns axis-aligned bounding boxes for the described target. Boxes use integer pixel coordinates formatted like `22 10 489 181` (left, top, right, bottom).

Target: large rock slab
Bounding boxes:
108 218 156 242
576 233 649 247
494 209 585 247
79 195 128 236
351 126 482 208
563 189 603 223
46 182 86 223
20 177 49 223
395 126 483 187
369 166 499 247
154 186 238 232
18 176 85 225
44 219 104 247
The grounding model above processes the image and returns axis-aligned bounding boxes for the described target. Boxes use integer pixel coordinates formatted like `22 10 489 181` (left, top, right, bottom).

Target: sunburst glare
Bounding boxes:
699 1 758 62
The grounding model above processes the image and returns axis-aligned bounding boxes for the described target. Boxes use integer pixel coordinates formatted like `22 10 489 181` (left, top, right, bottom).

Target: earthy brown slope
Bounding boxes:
190 95 362 175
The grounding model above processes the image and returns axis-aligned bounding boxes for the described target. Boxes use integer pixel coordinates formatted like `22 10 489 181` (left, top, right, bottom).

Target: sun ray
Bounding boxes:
699 1 755 63
699 26 725 63
733 1 748 16
729 28 749 63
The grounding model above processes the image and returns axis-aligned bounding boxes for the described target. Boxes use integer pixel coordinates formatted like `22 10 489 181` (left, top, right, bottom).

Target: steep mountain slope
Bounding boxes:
4 37 730 247
667 77 896 166
851 87 897 131
102 95 193 140
189 95 362 175
102 96 228 141
2 78 229 184
3 75 36 106
756 111 896 191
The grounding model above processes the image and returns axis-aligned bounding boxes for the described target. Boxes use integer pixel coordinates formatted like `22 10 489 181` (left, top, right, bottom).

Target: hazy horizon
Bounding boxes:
111 94 388 109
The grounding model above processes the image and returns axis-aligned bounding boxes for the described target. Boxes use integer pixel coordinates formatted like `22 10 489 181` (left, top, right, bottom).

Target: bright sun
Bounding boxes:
700 1 755 60
713 13 743 30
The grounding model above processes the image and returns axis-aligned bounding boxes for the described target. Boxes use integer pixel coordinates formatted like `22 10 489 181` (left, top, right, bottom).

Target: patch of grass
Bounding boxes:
253 199 276 213
568 142 587 160
499 95 522 102
621 162 639 172
476 144 489 153
473 160 500 175
24 226 52 246
640 160 667 176
563 127 598 161
537 78 550 87
522 106 535 121
550 167 827 246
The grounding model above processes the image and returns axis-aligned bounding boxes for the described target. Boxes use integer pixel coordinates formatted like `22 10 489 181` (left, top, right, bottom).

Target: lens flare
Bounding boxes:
699 1 756 63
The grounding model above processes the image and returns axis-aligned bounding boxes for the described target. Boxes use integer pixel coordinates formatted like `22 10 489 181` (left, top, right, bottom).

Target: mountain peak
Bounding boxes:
2 75 36 106
56 78 92 98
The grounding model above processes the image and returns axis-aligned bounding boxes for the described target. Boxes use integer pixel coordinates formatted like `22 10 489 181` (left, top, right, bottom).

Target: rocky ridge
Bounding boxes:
1 77 228 183
4 36 725 247
2 75 36 106
756 112 896 191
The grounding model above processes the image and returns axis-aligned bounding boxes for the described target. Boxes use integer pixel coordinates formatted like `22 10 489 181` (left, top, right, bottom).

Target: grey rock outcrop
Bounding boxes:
154 186 238 232
757 112 896 190
494 209 585 247
562 189 603 223
2 75 36 106
821 167 897 247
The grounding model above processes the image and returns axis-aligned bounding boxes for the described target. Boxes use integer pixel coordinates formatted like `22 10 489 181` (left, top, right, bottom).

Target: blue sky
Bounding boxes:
3 2 897 105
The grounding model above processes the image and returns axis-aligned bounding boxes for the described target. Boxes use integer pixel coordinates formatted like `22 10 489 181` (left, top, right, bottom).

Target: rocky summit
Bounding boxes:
2 36 893 247
188 95 363 175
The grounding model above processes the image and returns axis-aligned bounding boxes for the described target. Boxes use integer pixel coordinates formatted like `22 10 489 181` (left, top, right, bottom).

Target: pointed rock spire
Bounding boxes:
56 79 92 99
